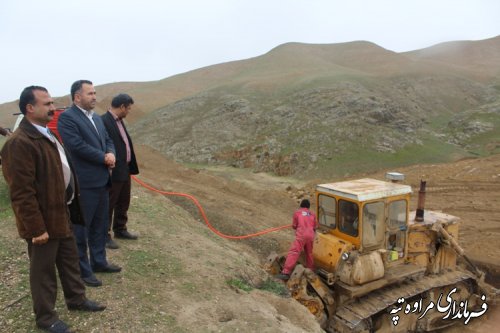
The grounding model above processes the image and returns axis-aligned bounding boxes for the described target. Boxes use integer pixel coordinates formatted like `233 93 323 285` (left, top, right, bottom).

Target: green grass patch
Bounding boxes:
258 278 289 296
314 132 469 179
226 277 289 297
427 113 456 131
226 278 253 292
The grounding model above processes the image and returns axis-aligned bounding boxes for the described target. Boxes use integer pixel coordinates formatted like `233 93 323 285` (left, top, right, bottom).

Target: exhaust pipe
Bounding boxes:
415 180 426 222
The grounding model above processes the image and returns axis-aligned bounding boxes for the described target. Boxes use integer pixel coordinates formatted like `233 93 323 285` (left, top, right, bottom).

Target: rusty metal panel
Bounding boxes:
317 178 412 201
408 230 434 253
313 233 351 272
409 210 460 226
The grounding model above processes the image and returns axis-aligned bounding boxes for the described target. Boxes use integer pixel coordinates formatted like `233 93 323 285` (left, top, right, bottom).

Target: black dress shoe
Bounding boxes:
275 273 290 281
106 237 119 249
93 263 122 273
114 230 138 240
82 275 102 287
39 320 73 333
68 299 106 312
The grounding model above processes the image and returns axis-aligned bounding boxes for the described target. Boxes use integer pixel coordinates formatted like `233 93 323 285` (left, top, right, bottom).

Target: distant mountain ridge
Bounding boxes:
1 36 499 178
405 35 500 72
129 36 500 177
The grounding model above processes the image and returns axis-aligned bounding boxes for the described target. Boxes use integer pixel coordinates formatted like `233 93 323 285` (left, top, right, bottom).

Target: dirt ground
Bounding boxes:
1 145 499 332
135 146 500 332
367 155 500 333
371 155 500 283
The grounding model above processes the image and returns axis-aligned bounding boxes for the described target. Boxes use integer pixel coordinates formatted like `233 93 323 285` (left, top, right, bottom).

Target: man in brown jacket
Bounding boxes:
1 86 105 333
0 125 12 137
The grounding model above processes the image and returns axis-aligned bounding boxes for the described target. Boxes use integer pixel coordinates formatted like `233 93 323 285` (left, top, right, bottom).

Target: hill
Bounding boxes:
1 37 500 178
405 35 500 78
129 37 500 178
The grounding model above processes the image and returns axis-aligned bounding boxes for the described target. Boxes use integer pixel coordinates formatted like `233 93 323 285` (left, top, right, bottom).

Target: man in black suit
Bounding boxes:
101 94 140 249
58 80 122 287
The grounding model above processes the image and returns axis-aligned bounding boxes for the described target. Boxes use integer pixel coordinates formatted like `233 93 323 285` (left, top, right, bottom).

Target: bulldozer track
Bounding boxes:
333 270 475 331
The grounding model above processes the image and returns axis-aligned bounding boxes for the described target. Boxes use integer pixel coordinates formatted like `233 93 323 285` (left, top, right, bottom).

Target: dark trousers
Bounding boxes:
74 186 109 278
108 176 131 234
27 236 86 328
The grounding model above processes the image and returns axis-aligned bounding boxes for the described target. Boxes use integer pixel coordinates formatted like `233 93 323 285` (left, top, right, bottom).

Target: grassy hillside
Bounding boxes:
131 73 499 178
2 37 499 178
125 37 500 178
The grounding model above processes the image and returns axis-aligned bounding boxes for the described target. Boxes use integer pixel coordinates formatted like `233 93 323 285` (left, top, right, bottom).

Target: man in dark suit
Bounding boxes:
1 86 105 333
101 94 140 249
58 80 121 288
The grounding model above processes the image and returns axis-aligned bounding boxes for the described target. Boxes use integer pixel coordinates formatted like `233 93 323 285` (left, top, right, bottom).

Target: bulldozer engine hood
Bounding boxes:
313 232 354 273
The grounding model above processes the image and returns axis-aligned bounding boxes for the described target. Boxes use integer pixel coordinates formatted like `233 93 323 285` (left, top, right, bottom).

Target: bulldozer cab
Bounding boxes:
315 178 412 264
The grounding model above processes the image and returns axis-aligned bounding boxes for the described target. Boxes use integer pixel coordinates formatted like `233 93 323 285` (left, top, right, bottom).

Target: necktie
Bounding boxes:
116 119 131 163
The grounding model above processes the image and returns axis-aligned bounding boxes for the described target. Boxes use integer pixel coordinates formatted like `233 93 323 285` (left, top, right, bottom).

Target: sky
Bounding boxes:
0 0 499 104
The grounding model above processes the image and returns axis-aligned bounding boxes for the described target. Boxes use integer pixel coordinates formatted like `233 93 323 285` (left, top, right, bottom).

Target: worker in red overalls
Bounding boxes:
277 199 318 280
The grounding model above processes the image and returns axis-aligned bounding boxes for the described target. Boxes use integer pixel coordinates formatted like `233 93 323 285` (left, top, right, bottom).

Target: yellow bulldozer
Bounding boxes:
265 174 497 332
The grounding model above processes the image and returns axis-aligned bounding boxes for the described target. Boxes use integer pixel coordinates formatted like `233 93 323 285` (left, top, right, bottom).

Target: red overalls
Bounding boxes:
282 208 318 274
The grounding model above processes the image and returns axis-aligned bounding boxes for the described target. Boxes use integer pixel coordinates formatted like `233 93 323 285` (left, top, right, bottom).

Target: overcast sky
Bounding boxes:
1 0 499 104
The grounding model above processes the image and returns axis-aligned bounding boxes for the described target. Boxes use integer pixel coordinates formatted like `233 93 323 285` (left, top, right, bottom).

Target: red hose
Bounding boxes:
131 175 292 239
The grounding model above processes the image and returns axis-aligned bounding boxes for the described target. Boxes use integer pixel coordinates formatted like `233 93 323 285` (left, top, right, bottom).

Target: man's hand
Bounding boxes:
32 232 49 245
104 153 116 168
